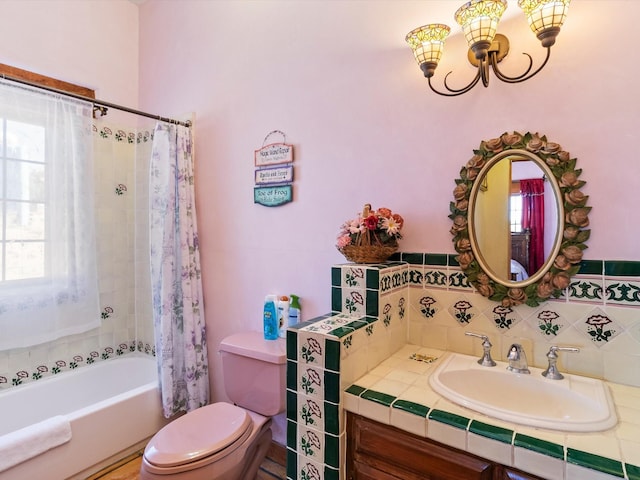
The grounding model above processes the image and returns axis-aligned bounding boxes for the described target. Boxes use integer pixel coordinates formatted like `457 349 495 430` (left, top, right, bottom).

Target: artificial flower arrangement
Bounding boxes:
336 204 404 263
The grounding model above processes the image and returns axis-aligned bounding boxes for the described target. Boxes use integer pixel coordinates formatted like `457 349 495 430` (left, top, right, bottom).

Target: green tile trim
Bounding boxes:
328 326 354 338
401 252 424 265
514 433 564 460
324 433 340 468
427 409 470 430
286 331 297 361
331 286 342 312
286 360 297 391
331 266 341 286
324 339 340 372
286 420 297 452
566 448 625 478
605 260 640 277
425 253 448 266
323 465 340 480
324 371 340 404
366 269 380 289
345 319 369 330
361 389 396 407
392 399 430 417
324 401 340 435
469 420 513 445
578 260 603 275
286 447 297 479
627 463 640 480
448 254 460 267
345 384 366 396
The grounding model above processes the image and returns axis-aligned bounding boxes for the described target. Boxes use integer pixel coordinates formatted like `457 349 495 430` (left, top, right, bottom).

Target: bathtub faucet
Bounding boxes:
506 344 530 374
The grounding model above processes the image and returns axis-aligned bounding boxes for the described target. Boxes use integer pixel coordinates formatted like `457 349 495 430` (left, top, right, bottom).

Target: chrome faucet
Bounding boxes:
465 332 496 367
506 344 530 374
542 345 580 380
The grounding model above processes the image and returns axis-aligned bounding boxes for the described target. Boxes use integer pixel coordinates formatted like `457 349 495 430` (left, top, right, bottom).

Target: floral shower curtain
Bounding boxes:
149 122 209 418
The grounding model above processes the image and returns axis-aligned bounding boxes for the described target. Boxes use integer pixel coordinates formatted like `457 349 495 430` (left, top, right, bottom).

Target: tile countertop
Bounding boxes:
343 345 640 480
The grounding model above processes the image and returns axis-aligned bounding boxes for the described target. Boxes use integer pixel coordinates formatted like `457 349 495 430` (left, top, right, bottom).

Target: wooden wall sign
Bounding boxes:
254 130 295 206
254 185 292 207
255 164 293 185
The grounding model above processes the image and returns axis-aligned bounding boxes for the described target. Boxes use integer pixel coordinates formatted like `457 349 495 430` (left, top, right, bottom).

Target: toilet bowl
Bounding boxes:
140 332 286 480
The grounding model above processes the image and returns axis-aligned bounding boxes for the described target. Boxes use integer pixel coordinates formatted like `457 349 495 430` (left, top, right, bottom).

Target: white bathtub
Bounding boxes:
0 355 169 480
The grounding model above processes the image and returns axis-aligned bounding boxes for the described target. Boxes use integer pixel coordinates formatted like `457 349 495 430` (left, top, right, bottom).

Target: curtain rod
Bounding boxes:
1 73 191 128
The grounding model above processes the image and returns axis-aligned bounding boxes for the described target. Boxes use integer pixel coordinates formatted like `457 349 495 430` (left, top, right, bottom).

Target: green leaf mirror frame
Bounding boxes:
449 132 590 307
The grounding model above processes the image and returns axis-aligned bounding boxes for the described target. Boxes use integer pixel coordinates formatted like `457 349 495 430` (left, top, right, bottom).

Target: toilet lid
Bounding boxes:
144 402 252 467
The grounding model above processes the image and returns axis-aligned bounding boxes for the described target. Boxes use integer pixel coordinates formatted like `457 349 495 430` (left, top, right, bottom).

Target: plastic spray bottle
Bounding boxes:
289 294 301 326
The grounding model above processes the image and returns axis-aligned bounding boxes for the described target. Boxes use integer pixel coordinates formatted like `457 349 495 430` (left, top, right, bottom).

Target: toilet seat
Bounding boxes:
144 402 253 469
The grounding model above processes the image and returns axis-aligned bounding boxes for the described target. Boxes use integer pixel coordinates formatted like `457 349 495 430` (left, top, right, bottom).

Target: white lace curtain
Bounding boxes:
0 79 100 350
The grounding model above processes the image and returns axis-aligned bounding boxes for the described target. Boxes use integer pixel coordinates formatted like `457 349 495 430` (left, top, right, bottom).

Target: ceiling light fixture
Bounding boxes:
406 0 570 96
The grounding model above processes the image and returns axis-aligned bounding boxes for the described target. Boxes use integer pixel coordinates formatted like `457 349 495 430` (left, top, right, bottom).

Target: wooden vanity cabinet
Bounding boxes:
347 413 543 480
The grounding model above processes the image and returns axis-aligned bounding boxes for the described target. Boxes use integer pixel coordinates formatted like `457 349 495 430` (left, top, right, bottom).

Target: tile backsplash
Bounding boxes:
0 122 156 390
286 255 640 480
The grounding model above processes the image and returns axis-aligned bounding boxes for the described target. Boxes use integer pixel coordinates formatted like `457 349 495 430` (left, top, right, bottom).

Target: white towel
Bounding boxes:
0 415 72 473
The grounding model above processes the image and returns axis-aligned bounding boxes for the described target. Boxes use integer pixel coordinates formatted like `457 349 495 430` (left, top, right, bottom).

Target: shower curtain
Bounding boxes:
149 122 209 418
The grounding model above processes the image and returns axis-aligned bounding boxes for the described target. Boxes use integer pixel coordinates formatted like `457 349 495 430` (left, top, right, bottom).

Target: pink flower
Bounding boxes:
336 235 352 248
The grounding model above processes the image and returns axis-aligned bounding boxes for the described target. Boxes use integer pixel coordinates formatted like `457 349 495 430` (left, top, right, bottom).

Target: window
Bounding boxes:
1 118 46 281
0 78 100 350
510 192 523 233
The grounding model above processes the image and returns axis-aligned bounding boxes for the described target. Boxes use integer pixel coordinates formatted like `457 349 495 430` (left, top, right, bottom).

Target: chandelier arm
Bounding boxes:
491 47 552 84
426 67 482 97
481 57 490 88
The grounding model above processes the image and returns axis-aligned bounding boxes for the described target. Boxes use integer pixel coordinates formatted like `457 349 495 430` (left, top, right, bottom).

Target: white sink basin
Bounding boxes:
429 352 617 432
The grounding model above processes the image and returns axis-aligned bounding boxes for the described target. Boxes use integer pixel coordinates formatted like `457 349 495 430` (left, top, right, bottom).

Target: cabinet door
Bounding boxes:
348 413 494 480
496 466 545 480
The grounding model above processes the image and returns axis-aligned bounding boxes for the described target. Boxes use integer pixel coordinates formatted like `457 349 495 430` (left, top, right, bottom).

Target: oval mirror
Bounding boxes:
450 132 591 307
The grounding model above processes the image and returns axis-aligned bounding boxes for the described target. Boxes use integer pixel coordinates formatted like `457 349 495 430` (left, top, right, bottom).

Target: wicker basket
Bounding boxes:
338 244 398 264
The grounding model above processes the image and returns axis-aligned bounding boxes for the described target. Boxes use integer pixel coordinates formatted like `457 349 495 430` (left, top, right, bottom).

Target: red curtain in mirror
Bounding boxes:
520 178 545 274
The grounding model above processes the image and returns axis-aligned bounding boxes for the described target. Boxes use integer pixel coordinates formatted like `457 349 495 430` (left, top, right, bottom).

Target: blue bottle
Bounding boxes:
263 295 279 340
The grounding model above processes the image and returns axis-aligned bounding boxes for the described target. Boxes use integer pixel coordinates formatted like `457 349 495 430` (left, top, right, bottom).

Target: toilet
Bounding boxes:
140 331 286 480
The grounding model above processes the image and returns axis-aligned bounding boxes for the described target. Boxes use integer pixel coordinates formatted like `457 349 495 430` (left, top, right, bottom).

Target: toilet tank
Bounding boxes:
219 331 286 416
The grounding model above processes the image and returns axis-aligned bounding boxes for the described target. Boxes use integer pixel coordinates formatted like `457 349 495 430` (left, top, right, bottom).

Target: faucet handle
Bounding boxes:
465 332 496 367
542 345 580 380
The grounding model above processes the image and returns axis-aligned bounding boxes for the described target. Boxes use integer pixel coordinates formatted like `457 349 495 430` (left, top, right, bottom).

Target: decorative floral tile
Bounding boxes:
568 275 604 304
298 423 325 461
296 332 326 368
448 296 479 326
416 294 440 320
485 304 523 331
424 267 448 289
605 277 640 306
530 305 568 340
578 307 622 346
447 268 472 291
407 265 424 287
379 265 408 293
299 365 325 400
341 265 366 289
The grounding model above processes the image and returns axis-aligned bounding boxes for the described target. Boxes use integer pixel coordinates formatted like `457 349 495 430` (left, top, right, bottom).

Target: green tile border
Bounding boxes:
578 259 603 275
392 399 430 417
514 433 564 460
426 253 448 266
361 389 396 407
427 409 470 430
566 448 625 478
605 260 640 277
469 420 513 444
345 384 366 396
627 463 640 480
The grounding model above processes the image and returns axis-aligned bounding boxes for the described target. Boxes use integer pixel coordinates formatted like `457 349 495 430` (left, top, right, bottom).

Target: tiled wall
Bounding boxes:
285 255 640 480
0 122 156 390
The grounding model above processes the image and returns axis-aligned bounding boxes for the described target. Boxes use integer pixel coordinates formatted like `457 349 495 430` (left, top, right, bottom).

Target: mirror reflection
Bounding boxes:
472 156 559 284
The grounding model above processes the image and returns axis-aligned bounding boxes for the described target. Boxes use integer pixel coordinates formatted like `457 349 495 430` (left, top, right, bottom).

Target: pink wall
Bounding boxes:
1 1 638 403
